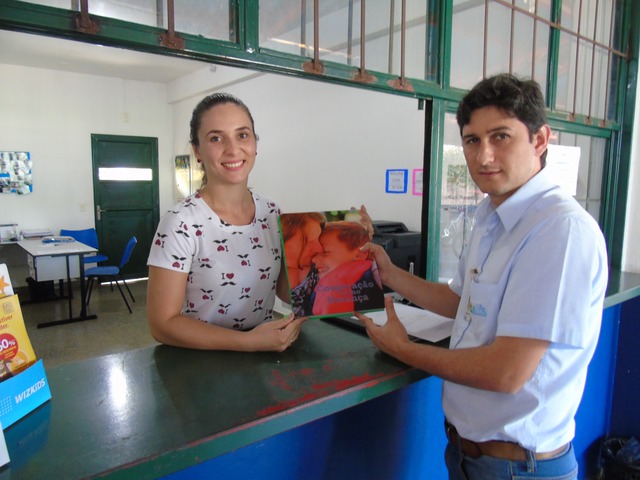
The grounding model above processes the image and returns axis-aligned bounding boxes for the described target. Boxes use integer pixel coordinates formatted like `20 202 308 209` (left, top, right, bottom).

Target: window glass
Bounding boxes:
452 0 551 96
438 113 484 282
98 167 152 181
555 31 577 113
259 0 432 80
88 0 159 27
556 0 621 120
451 0 485 90
17 0 78 9
174 1 232 41
24 0 233 41
549 132 605 219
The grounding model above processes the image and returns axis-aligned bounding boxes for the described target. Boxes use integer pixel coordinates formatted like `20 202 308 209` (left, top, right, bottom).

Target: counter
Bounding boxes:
2 319 431 479
3 269 640 480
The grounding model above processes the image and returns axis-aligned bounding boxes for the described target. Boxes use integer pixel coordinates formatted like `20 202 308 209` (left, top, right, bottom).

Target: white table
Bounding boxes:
18 239 98 328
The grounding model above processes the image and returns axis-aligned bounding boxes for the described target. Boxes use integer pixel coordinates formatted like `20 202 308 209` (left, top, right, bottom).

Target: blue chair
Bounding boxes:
60 228 108 264
85 236 137 313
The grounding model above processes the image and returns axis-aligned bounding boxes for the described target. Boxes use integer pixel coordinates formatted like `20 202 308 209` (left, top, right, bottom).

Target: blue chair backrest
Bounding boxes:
119 236 137 269
60 228 99 249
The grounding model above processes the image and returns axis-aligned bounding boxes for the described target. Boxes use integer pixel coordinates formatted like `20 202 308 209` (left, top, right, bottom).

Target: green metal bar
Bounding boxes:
242 0 259 53
546 0 562 110
438 0 453 89
424 100 446 282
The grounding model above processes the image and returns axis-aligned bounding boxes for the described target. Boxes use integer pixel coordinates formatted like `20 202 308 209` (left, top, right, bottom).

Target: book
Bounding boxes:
0 294 37 381
279 209 385 318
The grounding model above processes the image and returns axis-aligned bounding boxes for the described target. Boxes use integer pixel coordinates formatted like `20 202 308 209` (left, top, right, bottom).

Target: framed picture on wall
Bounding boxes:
0 151 32 195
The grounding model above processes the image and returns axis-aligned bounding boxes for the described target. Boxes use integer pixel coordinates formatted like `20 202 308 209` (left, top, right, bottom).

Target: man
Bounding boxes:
356 74 608 480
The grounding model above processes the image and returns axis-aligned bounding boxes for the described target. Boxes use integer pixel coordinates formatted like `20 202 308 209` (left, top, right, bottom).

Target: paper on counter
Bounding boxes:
362 302 454 343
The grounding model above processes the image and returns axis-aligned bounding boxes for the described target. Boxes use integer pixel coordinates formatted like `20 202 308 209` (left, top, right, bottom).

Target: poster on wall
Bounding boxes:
0 151 32 195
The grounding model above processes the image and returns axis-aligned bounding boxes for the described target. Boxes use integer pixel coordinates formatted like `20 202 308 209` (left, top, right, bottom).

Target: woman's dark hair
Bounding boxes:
456 74 548 166
189 93 257 147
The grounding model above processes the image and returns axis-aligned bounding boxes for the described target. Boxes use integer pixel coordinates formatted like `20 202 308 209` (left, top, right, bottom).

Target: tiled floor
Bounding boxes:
18 278 158 369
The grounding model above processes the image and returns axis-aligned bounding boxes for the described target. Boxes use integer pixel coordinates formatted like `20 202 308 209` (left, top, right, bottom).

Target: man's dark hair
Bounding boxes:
456 74 549 166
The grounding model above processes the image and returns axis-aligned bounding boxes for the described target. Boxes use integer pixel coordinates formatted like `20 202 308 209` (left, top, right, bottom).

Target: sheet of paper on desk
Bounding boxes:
364 303 454 343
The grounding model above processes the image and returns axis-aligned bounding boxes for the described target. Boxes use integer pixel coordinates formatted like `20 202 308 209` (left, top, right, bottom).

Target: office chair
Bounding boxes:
85 236 137 314
60 228 108 264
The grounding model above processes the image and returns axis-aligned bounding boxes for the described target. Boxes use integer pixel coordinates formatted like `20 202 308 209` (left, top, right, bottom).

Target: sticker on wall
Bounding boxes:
412 169 423 196
0 151 32 195
385 169 408 194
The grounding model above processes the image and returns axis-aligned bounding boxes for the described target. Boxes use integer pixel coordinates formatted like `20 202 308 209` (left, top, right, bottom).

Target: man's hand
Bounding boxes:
355 296 412 357
358 242 395 286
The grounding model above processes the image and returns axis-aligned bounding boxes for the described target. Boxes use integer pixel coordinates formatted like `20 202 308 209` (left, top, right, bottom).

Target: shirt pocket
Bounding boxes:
456 280 503 347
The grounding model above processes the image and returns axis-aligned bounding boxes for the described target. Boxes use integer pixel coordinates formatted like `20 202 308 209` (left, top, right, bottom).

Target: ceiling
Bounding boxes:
0 29 211 83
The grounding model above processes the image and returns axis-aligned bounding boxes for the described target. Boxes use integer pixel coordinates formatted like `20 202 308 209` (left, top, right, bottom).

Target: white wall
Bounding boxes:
0 64 173 285
0 64 173 230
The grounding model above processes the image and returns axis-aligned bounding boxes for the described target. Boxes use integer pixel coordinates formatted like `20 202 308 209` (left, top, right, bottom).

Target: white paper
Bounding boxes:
360 303 454 343
546 145 581 195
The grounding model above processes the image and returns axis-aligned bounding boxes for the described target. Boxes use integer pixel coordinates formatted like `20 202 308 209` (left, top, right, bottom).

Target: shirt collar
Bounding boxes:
477 168 558 232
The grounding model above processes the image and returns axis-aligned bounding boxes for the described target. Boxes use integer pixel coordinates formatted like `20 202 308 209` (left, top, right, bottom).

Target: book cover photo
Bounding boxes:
280 210 385 318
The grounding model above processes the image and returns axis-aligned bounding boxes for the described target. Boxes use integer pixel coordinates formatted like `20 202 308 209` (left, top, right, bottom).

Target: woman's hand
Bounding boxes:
246 313 308 352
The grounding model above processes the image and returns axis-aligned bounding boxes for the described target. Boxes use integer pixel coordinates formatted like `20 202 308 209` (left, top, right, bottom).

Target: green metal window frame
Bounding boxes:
0 0 637 275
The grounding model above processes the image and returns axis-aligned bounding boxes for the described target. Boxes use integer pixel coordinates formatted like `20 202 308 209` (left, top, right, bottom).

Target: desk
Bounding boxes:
18 239 97 328
2 320 433 480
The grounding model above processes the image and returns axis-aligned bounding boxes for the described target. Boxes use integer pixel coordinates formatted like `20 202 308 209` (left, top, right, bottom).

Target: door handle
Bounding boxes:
96 205 103 221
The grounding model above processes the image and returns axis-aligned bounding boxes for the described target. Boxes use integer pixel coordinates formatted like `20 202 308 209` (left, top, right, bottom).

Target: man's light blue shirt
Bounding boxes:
445 167 608 452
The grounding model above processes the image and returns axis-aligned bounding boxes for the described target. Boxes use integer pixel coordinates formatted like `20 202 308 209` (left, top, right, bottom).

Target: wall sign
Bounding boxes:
412 169 423 195
0 151 32 195
385 169 408 194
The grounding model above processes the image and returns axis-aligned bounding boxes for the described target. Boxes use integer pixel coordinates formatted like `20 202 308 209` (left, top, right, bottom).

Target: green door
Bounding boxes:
91 134 159 279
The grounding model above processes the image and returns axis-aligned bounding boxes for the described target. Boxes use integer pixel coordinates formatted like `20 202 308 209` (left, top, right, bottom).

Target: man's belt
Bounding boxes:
444 421 567 461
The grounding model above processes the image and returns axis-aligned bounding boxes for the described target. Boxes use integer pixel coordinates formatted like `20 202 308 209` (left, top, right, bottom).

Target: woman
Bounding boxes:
147 93 304 352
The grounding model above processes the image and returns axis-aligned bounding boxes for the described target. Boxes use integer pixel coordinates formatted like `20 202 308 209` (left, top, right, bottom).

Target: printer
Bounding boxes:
371 221 421 276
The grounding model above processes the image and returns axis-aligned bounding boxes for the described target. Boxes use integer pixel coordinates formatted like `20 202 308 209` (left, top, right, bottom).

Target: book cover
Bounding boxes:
0 295 37 381
279 210 385 318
